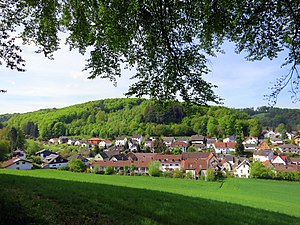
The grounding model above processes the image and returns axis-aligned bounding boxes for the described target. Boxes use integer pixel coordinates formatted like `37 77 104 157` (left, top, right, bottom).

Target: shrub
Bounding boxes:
162 170 173 178
69 159 85 172
58 165 70 171
185 171 193 180
148 161 161 177
105 166 114 175
173 169 184 178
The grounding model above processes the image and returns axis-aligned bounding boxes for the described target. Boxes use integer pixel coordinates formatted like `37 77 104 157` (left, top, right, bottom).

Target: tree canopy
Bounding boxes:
1 0 299 104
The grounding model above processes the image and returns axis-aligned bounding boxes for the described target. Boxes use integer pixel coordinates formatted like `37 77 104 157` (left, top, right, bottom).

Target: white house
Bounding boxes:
154 154 182 171
42 154 69 169
99 140 113 148
276 144 300 154
234 160 250 178
131 135 143 145
1 158 33 170
214 142 236 154
253 150 274 163
223 135 236 143
163 137 176 147
271 155 288 165
242 136 258 145
115 136 127 146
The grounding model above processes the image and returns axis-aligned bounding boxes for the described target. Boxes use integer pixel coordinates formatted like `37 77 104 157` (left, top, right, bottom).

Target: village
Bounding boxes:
2 130 300 180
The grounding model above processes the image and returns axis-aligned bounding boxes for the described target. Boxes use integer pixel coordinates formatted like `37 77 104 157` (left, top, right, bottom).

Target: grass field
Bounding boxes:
0 169 299 225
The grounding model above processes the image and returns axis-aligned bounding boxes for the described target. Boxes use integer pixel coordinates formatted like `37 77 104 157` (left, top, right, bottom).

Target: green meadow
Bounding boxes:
0 170 299 225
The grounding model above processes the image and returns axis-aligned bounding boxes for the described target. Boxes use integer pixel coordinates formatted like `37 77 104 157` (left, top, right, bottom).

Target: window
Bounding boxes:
175 164 179 166
162 164 165 166
16 162 19 165
22 162 25 164
170 164 173 166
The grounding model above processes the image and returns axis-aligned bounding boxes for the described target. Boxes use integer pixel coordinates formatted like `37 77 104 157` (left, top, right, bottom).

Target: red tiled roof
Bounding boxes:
182 158 208 172
154 154 181 162
214 142 236 148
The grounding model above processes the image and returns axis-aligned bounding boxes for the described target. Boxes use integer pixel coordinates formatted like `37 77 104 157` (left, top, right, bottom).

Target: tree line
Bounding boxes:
1 98 262 141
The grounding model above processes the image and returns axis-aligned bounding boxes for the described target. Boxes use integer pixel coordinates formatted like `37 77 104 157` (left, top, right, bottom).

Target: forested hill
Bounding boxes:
0 98 296 140
239 107 300 132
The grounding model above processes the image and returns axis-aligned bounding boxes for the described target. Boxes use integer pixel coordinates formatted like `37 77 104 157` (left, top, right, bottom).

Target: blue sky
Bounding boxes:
0 40 298 115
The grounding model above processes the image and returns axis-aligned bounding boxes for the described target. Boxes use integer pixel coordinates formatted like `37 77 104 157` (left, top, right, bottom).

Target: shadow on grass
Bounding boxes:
0 174 298 225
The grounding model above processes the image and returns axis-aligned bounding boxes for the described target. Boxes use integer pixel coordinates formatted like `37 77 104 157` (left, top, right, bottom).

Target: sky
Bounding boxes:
0 39 299 115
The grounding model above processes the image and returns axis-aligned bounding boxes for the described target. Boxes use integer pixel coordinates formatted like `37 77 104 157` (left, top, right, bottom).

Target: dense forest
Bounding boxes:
239 107 300 132
0 98 299 141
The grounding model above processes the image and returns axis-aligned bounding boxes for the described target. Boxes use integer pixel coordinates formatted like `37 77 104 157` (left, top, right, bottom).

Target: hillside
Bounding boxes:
0 98 261 139
3 99 300 140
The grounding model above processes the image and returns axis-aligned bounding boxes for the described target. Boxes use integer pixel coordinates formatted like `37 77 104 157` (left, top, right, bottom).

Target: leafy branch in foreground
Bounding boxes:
0 0 299 105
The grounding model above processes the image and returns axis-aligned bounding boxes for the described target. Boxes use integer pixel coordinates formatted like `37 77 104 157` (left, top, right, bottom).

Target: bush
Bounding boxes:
173 169 184 178
58 165 70 171
162 170 173 178
206 168 216 181
148 161 161 177
185 171 193 180
105 166 114 175
69 159 86 172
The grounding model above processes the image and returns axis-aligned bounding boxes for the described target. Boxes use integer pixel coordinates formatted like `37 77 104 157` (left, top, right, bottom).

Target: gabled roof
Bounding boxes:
183 158 208 172
191 135 205 141
154 154 181 162
1 158 32 168
214 142 236 148
254 150 273 156
182 152 212 160
171 141 188 148
110 154 128 161
67 154 88 162
258 141 270 150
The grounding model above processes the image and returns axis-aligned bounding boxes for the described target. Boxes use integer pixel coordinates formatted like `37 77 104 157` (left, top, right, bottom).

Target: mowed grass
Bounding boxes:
0 170 299 225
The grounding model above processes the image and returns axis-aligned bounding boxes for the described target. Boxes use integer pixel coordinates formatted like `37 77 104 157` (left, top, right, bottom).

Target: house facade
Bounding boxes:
1 158 33 170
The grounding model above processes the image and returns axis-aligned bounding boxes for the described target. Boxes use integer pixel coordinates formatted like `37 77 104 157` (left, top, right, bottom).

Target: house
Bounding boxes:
67 154 89 166
243 136 258 145
183 158 208 179
170 141 188 152
290 158 300 165
99 140 113 148
88 138 102 145
131 135 143 145
182 152 220 172
243 144 257 152
1 158 33 170
42 154 69 169
36 149 58 160
294 136 300 146
213 142 236 154
264 130 280 139
163 137 176 147
206 137 217 149
177 137 189 144
223 135 235 143
12 148 26 159
115 136 127 146
48 138 59 145
110 154 128 161
58 136 68 144
258 141 270 151
234 159 250 178
154 154 182 171
190 135 206 145
74 140 82 146
144 140 154 150
128 140 140 152
67 139 76 145
94 152 109 161
270 138 284 146
253 150 274 163
276 144 300 154
271 155 289 166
